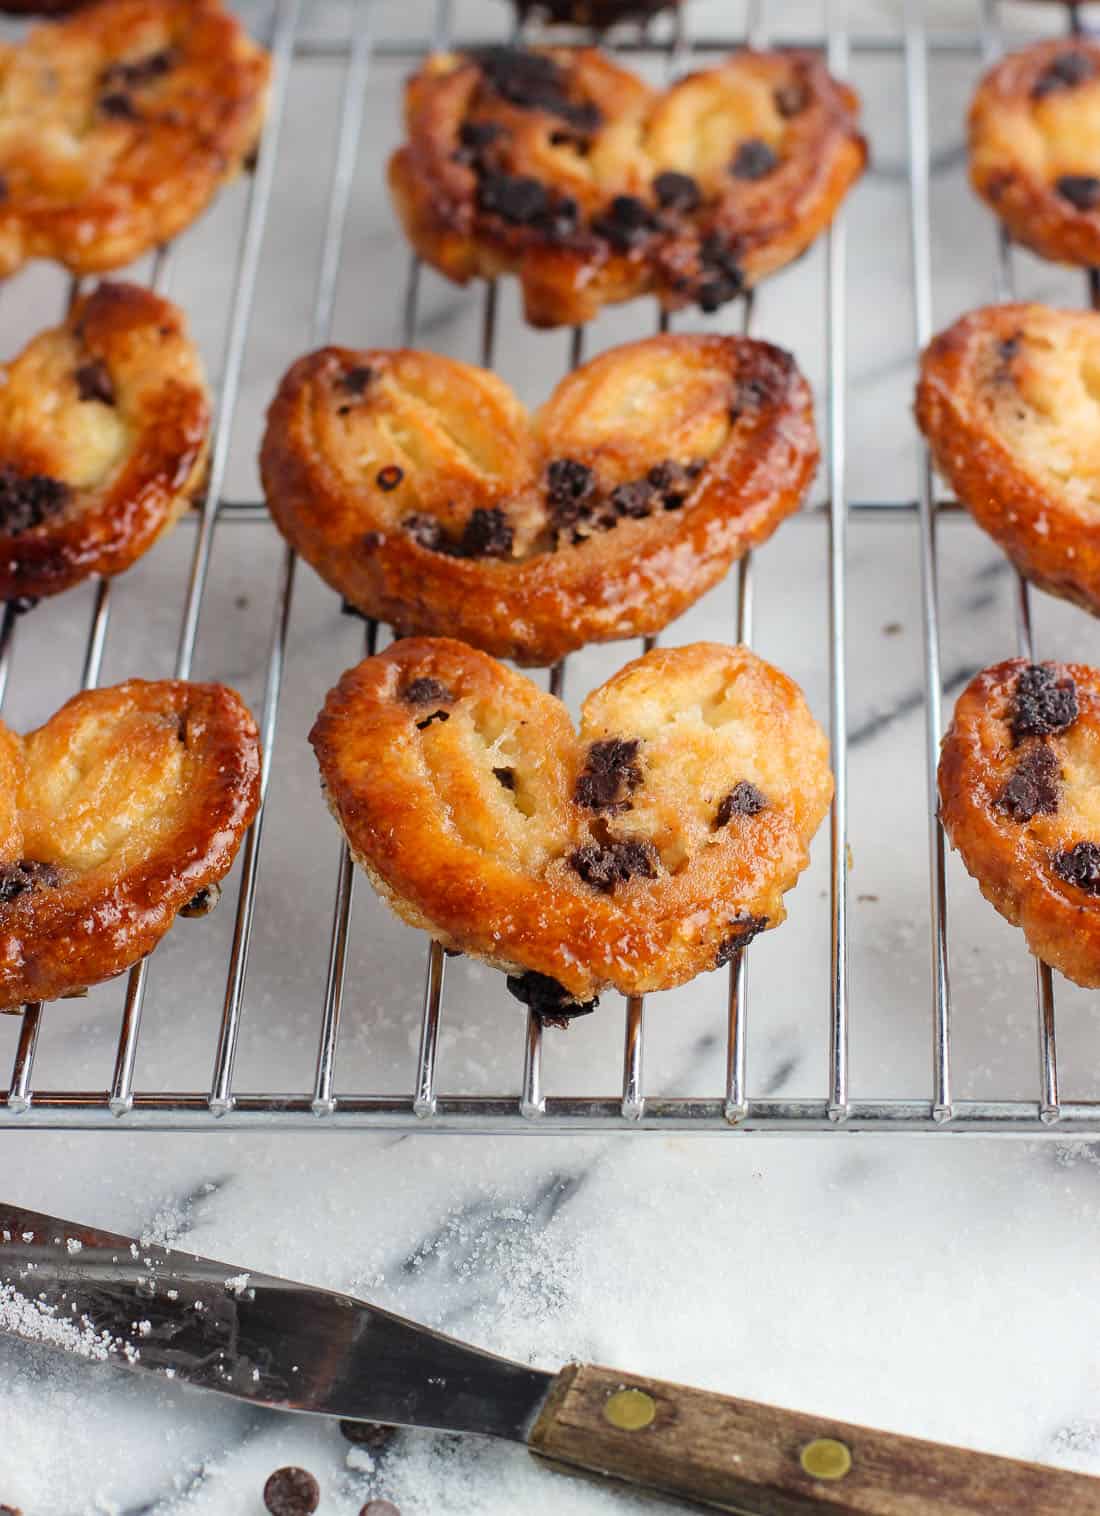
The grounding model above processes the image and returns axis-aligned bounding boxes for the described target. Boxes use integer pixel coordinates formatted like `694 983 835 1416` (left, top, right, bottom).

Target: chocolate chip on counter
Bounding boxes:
262 1467 320 1516
403 514 445 551
546 457 597 530
360 1502 402 1516
340 364 374 396
1010 664 1078 740
1053 841 1100 894
402 677 455 706
0 862 57 904
652 170 701 212
470 47 601 132
505 968 599 1025
716 782 767 826
998 745 1060 822
376 466 404 492
416 710 451 731
75 358 115 405
493 765 517 790
730 139 779 180
460 506 513 558
591 194 656 251
774 80 809 116
340 1420 398 1452
715 915 768 964
0 469 68 535
99 91 139 119
575 737 643 812
477 173 550 225
568 836 658 893
1032 51 1096 99
180 881 221 918
1056 174 1100 210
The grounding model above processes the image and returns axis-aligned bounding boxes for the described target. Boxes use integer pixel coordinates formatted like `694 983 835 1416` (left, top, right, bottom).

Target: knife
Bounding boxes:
0 1202 1094 1516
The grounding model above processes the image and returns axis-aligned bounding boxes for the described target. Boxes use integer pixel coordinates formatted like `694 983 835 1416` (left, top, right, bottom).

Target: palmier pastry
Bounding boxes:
0 678 260 1009
388 46 866 327
916 303 1100 617
970 39 1100 267
0 281 209 601
311 638 833 1012
0 0 270 277
938 659 1100 989
513 0 679 25
261 334 817 667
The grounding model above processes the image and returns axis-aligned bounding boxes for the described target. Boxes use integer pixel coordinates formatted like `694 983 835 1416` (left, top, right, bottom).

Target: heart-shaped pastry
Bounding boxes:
388 45 866 327
939 659 1100 988
0 0 269 278
310 638 832 1010
0 678 260 1009
916 303 1100 616
261 333 817 667
970 39 1100 267
0 281 210 602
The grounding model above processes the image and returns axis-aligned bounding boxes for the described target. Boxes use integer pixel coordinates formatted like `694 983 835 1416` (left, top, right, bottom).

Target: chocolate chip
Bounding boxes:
99 91 138 119
340 1420 397 1452
575 738 642 812
653 170 700 212
646 459 702 509
402 677 455 705
1053 841 1100 894
376 465 403 492
362 532 384 549
696 234 745 313
998 335 1021 363
0 860 60 904
416 710 450 730
1011 664 1078 740
591 194 656 252
568 836 659 893
1056 174 1100 210
403 514 444 551
505 968 598 1026
75 359 115 405
546 457 597 531
998 745 1060 822
715 915 768 964
1032 51 1096 99
180 881 221 918
0 469 68 536
774 80 809 116
609 479 655 519
716 783 767 825
539 195 580 240
262 1467 319 1516
458 119 502 153
493 766 517 790
478 173 550 225
471 47 601 132
460 506 513 558
101 47 177 91
340 364 374 396
730 139 779 180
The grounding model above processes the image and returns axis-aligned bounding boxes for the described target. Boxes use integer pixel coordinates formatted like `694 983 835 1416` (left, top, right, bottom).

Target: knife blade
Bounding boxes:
3 1200 1100 1516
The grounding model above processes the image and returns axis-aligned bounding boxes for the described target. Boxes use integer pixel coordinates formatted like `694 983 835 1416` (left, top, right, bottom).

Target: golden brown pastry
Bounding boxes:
0 678 260 1009
0 281 210 602
970 39 1100 266
939 659 1100 989
261 334 818 667
310 638 833 1014
0 0 270 277
388 46 866 328
916 303 1100 617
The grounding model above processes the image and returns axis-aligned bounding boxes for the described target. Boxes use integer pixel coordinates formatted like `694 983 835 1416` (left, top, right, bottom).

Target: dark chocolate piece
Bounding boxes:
339 364 374 396
574 737 642 812
0 469 69 536
653 170 701 212
716 782 767 825
1053 841 1100 894
0 859 60 904
998 745 1060 822
1011 664 1078 740
1056 174 1100 210
99 92 139 120
101 48 176 91
546 457 597 531
416 710 451 731
568 836 659 893
460 506 513 558
591 194 657 252
75 359 115 406
180 881 221 918
715 915 768 964
1032 51 1096 99
493 765 517 790
470 48 601 133
696 234 745 313
477 173 550 225
730 139 779 180
402 677 455 706
505 968 598 1026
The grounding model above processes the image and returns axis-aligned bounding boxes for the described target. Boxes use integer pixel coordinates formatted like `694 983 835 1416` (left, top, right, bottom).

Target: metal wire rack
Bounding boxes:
0 0 1095 1133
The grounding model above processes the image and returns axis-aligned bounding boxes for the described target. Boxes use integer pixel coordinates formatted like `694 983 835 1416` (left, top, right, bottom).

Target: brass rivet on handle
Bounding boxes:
800 1438 852 1481
604 1388 656 1431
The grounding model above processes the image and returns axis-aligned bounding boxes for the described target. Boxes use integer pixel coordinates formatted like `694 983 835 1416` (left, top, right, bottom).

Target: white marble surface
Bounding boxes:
5 0 1100 1511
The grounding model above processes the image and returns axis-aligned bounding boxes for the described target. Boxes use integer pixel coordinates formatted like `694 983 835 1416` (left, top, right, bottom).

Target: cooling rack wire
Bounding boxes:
0 0 1093 1133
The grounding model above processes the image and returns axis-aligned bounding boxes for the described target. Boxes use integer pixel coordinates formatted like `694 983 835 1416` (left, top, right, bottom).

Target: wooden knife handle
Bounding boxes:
527 1363 1098 1515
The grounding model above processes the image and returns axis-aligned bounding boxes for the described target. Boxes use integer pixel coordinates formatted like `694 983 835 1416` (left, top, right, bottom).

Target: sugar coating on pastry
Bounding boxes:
0 0 270 277
938 659 1100 989
0 678 260 1009
261 334 818 667
0 280 210 601
916 303 1100 616
970 39 1100 267
310 638 833 1008
388 46 866 327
